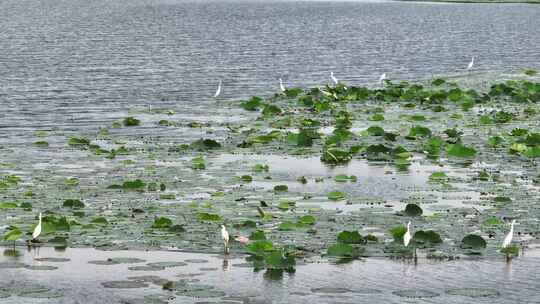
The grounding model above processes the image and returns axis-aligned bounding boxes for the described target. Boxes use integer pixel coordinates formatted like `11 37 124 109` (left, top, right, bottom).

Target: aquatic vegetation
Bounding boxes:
1 76 539 286
123 117 141 126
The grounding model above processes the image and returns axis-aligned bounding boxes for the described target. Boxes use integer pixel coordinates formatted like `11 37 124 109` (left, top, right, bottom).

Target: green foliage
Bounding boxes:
404 203 423 217
273 185 288 192
326 243 360 258
197 213 222 221
240 96 263 111
327 190 346 201
123 117 140 126
190 139 221 150
152 217 173 228
0 202 18 209
62 199 85 209
461 234 486 250
334 174 357 182
3 227 23 242
191 156 206 170
390 225 407 242
249 230 267 241
337 231 363 244
447 144 477 158
413 230 442 246
246 240 274 256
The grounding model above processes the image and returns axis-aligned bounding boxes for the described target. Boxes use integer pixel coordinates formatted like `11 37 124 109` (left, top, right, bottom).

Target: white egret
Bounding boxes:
502 219 516 248
213 80 222 98
403 221 412 247
467 57 474 71
330 72 338 85
279 78 286 92
32 212 42 241
221 225 230 254
379 73 387 84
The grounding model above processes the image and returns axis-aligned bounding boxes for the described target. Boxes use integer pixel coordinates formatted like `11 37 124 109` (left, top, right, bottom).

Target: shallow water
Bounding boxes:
1 0 540 132
1 246 540 303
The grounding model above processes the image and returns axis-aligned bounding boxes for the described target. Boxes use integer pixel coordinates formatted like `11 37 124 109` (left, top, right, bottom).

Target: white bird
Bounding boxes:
330 72 338 85
467 57 474 70
279 78 286 92
379 73 387 84
32 212 42 241
502 219 516 248
403 221 412 247
213 80 222 98
221 225 230 254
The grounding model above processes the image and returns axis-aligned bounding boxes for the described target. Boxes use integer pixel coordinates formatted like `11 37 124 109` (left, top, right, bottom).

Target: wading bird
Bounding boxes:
214 80 222 98
221 225 230 254
467 57 474 71
32 213 42 241
330 72 338 85
502 219 516 248
279 78 286 92
379 73 387 84
403 221 412 247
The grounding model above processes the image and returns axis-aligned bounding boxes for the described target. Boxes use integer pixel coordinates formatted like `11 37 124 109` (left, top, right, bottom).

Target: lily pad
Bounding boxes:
147 261 188 268
392 289 439 298
101 281 149 289
445 288 500 298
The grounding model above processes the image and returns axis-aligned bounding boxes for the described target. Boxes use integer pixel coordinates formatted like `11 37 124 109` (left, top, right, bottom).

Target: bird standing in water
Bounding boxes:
31 212 42 259
221 225 230 254
502 220 516 249
403 221 412 247
379 73 387 85
214 80 222 98
279 78 286 92
32 213 42 241
330 72 338 85
467 57 474 71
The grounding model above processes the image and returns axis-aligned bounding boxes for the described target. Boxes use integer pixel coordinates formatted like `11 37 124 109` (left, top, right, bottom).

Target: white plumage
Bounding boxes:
379 73 387 84
279 78 286 92
32 212 42 240
403 221 412 247
330 72 338 85
502 220 516 248
221 225 229 253
467 57 474 70
214 80 222 98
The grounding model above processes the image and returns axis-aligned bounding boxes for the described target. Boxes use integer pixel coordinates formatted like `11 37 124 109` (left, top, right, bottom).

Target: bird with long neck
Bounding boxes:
330 72 338 85
32 212 42 241
214 80 222 98
502 220 517 261
279 78 286 92
467 57 474 71
403 221 412 247
221 225 230 254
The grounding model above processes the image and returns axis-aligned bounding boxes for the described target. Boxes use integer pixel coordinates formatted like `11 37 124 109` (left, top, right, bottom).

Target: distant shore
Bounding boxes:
397 0 540 3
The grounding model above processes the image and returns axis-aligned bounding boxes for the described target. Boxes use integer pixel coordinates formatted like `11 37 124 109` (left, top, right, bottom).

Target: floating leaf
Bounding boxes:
326 243 359 258
152 217 173 229
197 213 221 221
461 234 486 250
404 204 423 217
327 190 346 201
337 231 363 244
